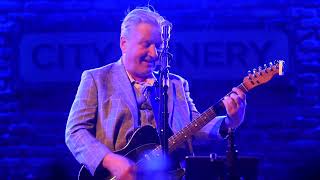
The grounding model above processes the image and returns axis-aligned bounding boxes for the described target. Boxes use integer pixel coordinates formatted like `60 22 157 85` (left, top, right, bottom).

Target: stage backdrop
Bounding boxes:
1 0 319 179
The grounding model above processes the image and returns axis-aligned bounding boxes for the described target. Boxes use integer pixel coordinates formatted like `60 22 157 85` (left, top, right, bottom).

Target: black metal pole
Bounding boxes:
159 68 169 156
226 128 240 180
159 21 172 161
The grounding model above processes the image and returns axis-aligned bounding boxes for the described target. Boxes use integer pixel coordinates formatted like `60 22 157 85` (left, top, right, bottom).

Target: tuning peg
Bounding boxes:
247 70 252 80
253 68 257 73
253 68 257 77
258 66 263 75
263 64 269 73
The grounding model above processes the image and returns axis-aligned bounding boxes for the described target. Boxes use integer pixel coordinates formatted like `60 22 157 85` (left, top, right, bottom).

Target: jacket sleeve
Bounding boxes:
65 70 111 175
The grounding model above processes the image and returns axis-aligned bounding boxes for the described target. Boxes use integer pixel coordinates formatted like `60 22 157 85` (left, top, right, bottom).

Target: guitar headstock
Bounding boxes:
242 60 285 91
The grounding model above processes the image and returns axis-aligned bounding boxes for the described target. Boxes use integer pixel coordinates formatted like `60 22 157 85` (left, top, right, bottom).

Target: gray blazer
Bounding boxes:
65 60 224 175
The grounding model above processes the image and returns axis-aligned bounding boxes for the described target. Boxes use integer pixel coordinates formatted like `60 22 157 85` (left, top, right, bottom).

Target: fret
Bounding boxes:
170 137 176 144
239 83 248 93
224 83 248 97
164 105 219 153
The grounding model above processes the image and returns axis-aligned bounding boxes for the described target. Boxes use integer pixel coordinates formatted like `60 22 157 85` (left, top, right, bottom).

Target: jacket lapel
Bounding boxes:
168 79 174 127
110 60 175 130
112 60 139 129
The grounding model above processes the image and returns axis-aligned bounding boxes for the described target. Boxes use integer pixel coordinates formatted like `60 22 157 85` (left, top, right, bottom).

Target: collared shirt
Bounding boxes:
126 70 156 94
125 70 158 128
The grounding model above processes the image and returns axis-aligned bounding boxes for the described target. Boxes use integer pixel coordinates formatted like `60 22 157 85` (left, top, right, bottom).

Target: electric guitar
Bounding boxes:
78 60 285 180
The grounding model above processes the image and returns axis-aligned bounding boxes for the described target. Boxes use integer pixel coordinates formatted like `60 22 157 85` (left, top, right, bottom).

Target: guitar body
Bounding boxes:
115 125 160 161
79 125 161 180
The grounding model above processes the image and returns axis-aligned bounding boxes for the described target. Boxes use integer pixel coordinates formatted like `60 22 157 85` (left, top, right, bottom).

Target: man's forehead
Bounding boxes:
134 23 161 41
140 34 162 44
134 22 161 33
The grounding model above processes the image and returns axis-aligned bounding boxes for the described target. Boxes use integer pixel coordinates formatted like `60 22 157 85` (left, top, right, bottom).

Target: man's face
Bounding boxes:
121 23 162 80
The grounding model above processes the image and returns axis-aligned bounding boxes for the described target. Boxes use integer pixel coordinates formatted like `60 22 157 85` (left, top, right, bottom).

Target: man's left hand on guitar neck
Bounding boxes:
222 87 247 129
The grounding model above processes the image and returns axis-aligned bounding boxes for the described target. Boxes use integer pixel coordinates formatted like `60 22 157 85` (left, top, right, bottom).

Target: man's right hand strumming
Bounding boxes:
102 153 136 180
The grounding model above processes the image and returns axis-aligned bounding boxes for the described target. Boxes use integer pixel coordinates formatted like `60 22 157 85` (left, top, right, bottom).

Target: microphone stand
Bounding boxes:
158 21 172 165
159 57 169 157
226 128 240 180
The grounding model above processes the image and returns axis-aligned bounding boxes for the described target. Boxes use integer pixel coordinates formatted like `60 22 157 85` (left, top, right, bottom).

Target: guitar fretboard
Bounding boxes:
168 106 217 152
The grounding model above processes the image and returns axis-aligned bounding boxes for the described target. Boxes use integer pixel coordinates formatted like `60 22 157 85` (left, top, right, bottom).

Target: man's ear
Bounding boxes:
120 36 127 53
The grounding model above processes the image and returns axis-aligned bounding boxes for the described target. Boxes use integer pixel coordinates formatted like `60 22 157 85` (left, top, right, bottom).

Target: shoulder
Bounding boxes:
169 72 189 84
81 60 122 78
83 62 116 75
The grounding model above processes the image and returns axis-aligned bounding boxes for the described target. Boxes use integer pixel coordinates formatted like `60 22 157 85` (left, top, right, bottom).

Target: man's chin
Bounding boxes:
143 64 156 72
139 70 155 78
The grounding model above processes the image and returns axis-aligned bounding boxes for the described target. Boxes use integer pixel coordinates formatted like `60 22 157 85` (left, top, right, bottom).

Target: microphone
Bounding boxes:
161 20 172 44
159 20 173 72
159 20 172 87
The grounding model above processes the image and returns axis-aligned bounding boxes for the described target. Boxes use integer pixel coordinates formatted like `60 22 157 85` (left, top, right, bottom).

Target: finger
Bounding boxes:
231 91 247 106
232 87 246 101
223 96 237 111
229 93 242 108
234 88 247 106
119 167 136 180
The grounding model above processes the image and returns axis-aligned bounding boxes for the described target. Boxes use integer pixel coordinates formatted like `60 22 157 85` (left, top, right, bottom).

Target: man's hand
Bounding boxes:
102 153 136 180
222 87 247 129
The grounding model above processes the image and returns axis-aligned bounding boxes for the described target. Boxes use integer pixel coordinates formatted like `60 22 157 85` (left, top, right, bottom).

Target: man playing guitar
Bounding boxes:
65 6 246 180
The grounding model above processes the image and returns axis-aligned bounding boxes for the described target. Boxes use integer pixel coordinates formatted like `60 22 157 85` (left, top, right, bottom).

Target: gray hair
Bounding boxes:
120 7 165 38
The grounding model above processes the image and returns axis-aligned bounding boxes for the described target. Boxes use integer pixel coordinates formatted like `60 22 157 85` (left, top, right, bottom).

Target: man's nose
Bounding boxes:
148 44 158 58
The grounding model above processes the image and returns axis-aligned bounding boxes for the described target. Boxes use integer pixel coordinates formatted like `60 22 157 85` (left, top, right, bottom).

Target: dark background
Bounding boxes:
0 0 319 179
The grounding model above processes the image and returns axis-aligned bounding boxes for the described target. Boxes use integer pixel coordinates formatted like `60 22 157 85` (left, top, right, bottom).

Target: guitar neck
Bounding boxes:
167 83 248 153
168 104 217 152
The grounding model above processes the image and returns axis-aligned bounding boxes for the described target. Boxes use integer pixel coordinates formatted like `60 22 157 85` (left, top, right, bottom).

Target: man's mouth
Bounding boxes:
142 58 156 64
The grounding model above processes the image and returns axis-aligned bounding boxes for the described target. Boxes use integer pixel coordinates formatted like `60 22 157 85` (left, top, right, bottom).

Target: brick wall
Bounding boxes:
0 0 319 179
